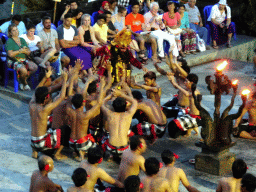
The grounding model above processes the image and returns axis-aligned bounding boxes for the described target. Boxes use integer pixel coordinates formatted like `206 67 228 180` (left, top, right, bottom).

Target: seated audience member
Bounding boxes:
109 0 118 15
29 71 68 159
67 168 89 192
144 2 178 60
125 2 158 62
94 14 116 45
104 11 118 40
57 13 92 76
0 14 26 35
132 71 161 106
124 175 141 192
178 4 197 54
99 1 111 14
66 77 105 161
5 24 38 91
39 16 69 73
241 174 256 192
207 0 235 48
131 90 167 143
78 14 100 52
117 136 147 183
35 12 56 35
167 73 200 137
79 147 124 191
163 1 184 57
159 149 200 192
71 8 83 28
101 87 138 161
233 92 256 140
21 23 56 69
29 155 63 192
141 157 171 192
184 0 210 49
216 159 247 192
112 6 127 32
60 0 79 21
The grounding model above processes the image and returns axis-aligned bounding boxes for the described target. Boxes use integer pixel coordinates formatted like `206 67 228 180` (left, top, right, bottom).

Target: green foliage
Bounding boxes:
21 0 54 12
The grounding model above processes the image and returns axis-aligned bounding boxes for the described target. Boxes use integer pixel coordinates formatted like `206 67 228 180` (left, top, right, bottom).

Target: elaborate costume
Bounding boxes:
96 29 143 83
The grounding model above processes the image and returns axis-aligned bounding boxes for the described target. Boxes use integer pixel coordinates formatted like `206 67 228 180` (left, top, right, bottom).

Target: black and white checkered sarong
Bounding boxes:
118 0 130 7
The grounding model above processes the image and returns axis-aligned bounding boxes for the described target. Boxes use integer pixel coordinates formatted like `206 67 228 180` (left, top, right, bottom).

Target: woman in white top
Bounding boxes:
20 23 57 69
207 0 235 48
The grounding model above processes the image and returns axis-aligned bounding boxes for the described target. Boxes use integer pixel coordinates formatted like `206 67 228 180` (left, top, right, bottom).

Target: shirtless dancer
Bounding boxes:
67 77 106 161
216 159 247 192
117 136 147 183
241 173 256 192
101 86 138 161
141 157 171 192
159 149 199 192
29 155 63 192
124 175 141 192
233 92 256 140
131 90 167 143
167 73 200 138
30 70 68 159
79 147 124 191
154 55 191 118
67 168 89 192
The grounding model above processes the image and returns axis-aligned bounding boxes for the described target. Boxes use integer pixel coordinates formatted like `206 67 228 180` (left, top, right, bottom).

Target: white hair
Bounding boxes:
150 2 159 10
81 14 91 26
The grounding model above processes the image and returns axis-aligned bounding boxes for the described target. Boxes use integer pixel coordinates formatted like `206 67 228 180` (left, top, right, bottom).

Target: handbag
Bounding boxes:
196 34 206 52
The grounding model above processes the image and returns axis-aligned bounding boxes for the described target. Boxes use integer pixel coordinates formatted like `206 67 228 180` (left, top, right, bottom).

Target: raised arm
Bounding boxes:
174 62 188 78
153 62 168 75
101 93 113 115
99 169 124 188
234 105 248 128
179 169 200 192
167 74 189 97
82 75 98 98
103 61 113 93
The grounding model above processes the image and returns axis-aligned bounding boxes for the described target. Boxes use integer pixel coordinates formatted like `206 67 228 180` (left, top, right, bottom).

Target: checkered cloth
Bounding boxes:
173 114 201 132
132 121 166 142
31 128 61 151
69 134 96 151
102 139 129 156
118 0 130 7
162 106 189 118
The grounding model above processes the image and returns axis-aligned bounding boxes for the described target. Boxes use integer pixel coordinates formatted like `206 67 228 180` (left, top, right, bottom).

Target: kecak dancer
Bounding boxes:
95 29 147 85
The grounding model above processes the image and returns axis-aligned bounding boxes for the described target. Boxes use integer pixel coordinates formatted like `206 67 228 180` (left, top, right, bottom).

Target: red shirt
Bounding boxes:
125 13 144 32
163 12 181 27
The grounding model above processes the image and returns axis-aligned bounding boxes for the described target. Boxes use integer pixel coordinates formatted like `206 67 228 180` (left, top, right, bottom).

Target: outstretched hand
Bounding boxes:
62 70 68 82
74 59 84 71
112 88 123 97
142 66 148 72
45 68 53 79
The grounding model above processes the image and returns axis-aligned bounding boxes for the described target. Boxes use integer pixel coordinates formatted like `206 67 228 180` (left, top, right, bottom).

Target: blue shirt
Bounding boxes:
0 21 26 36
180 12 190 29
35 21 57 35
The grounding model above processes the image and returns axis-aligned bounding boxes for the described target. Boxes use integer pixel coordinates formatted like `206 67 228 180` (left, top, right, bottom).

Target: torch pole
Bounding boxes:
11 0 14 16
53 1 57 24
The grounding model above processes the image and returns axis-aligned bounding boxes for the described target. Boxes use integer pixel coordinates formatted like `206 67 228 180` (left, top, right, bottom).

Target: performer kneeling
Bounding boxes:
167 73 201 138
131 90 167 144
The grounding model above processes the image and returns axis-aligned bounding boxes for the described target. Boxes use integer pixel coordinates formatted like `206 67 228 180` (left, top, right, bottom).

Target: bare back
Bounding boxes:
217 177 242 192
141 176 170 192
138 99 167 125
189 90 200 116
29 170 55 192
176 75 189 107
117 150 144 182
248 100 256 125
86 94 101 126
52 99 69 129
158 167 181 192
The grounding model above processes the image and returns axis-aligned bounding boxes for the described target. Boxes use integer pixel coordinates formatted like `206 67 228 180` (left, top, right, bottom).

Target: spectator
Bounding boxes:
94 14 116 45
125 1 158 62
0 15 26 36
112 6 127 32
98 1 110 14
57 13 92 76
38 16 70 71
163 1 184 57
21 23 56 69
178 4 197 54
35 12 56 35
60 0 79 21
184 0 210 49
78 14 100 53
241 174 256 192
109 0 118 15
216 159 247 192
105 10 117 41
207 0 235 48
71 8 83 28
5 24 38 91
144 2 178 59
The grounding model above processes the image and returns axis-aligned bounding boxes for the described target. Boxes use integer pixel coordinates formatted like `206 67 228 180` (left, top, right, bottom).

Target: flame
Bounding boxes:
216 61 228 71
242 89 250 95
232 79 238 85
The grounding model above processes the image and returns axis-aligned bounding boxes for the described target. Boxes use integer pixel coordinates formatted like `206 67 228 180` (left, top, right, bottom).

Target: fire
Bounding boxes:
242 89 250 95
216 61 228 72
232 79 238 85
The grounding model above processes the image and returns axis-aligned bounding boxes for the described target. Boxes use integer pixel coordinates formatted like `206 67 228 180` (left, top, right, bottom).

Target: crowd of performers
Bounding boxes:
28 27 256 191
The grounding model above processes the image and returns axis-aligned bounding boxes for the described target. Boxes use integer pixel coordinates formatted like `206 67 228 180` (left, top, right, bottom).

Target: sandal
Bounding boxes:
226 43 232 48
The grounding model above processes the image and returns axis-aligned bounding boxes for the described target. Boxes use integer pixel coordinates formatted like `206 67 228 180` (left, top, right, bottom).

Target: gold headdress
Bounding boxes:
111 28 132 47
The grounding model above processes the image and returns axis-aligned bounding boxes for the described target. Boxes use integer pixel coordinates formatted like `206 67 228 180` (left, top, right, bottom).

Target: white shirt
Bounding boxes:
63 27 75 41
207 4 231 23
184 3 201 23
20 34 41 52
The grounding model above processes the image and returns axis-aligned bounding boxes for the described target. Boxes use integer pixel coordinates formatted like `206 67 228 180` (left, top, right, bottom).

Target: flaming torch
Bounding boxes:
232 79 238 93
241 89 250 102
216 60 228 73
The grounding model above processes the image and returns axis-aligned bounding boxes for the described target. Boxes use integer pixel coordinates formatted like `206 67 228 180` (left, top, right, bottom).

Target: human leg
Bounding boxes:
189 31 197 53
39 48 57 68
209 22 219 48
61 52 70 68
151 30 164 58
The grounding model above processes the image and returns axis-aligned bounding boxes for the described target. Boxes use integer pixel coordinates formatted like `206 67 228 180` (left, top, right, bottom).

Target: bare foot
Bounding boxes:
54 153 68 160
183 133 191 138
32 150 38 159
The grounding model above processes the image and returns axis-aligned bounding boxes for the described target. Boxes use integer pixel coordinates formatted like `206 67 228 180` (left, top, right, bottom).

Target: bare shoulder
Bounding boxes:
195 89 200 95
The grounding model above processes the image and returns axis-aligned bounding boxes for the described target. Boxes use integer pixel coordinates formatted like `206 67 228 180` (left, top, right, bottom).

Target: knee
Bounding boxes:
150 38 157 45
19 67 28 76
62 56 70 64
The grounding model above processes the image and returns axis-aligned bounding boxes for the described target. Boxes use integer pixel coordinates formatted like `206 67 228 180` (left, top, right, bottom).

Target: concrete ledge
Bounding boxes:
133 35 256 82
0 86 32 103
